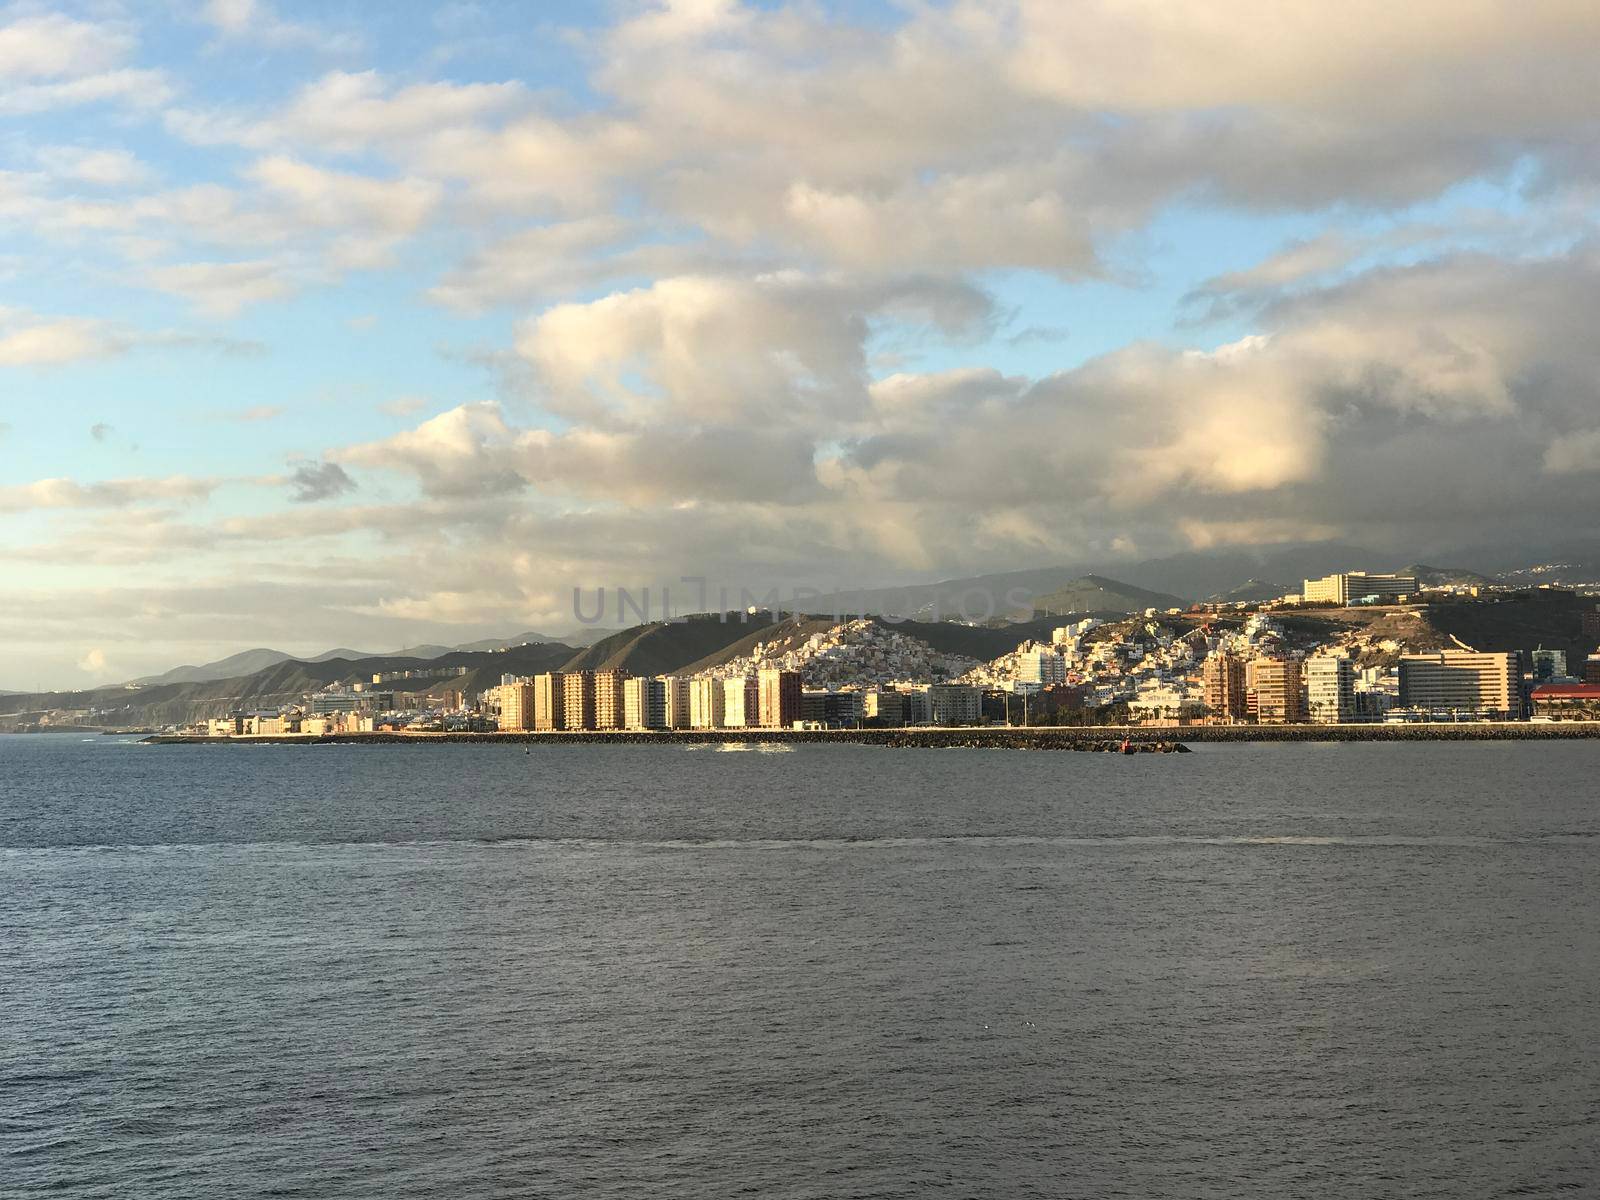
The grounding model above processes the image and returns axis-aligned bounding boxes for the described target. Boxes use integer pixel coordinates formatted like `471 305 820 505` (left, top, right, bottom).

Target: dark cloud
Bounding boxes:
286 459 356 503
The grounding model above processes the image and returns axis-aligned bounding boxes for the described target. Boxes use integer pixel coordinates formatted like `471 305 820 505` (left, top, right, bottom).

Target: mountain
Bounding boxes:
559 612 788 675
1401 564 1500 588
1028 576 1188 616
131 648 296 686
1208 578 1288 604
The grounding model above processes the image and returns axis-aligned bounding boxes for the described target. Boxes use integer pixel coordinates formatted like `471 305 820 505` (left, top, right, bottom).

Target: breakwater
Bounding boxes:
143 721 1600 749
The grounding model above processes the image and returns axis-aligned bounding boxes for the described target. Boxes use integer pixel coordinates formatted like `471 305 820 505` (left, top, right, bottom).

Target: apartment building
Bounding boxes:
758 667 802 728
690 677 726 728
1201 652 1247 721
1305 656 1355 723
593 669 629 730
532 672 564 731
1250 657 1306 723
560 671 596 731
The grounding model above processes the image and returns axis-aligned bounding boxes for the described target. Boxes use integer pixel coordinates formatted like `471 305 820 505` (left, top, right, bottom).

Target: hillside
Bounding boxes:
1401 564 1500 588
0 642 575 730
1028 576 1186 617
558 612 790 675
1208 578 1286 604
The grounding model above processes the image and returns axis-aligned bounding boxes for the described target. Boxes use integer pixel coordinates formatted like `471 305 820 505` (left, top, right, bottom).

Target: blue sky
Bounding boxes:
3 0 1600 688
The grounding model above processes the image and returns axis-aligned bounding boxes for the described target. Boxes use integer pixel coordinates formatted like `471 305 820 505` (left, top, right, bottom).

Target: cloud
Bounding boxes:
0 476 218 513
76 646 107 674
148 260 297 317
90 422 112 443
285 460 356 503
35 145 152 188
0 13 130 79
197 0 359 52
0 312 125 366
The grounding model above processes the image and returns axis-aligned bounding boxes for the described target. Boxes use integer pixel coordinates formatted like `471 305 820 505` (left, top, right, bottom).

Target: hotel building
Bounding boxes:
1302 572 1419 606
1397 651 1520 718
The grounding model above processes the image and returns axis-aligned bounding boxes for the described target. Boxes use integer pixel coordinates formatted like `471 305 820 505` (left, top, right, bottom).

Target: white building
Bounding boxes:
623 677 667 729
1305 655 1356 723
927 684 982 726
689 677 726 728
1016 648 1067 686
722 676 758 728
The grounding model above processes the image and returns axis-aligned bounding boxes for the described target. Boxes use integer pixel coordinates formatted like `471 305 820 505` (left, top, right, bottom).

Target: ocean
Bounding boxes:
3 735 1597 1198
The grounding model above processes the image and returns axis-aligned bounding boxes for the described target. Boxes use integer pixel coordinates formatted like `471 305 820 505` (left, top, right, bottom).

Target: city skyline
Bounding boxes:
7 1 1600 688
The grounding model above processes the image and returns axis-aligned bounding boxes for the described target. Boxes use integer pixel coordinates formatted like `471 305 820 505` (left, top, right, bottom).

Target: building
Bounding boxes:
593 669 629 730
758 667 802 728
689 677 726 728
862 689 903 726
1201 652 1248 721
1250 657 1306 723
1529 683 1600 720
1397 651 1520 718
1530 646 1569 682
1305 656 1356 723
1586 652 1600 685
1582 607 1600 639
1016 648 1067 686
532 673 565 731
661 675 691 729
561 671 596 731
1302 572 1419 606
623 676 668 729
723 676 759 727
927 684 982 726
800 689 863 727
497 682 534 731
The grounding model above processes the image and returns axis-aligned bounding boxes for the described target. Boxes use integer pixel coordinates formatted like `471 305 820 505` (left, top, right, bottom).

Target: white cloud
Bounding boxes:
0 476 219 513
148 260 297 317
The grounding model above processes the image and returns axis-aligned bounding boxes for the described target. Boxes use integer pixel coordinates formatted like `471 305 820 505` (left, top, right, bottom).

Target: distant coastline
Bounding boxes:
142 722 1600 749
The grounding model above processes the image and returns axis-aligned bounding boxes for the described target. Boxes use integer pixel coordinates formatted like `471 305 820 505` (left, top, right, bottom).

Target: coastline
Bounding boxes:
141 721 1600 748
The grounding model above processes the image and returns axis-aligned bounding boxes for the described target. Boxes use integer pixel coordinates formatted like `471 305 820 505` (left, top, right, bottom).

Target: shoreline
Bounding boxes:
141 722 1600 749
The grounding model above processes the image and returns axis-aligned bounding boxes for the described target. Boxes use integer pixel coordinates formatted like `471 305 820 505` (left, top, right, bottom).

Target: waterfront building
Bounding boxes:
799 689 863 727
690 677 726 728
1016 648 1067 687
1530 646 1569 682
593 669 629 730
758 667 802 728
862 689 904 726
497 682 534 731
1201 652 1248 721
1582 606 1600 639
1250 657 1306 723
1397 650 1520 718
661 675 692 729
1585 652 1600 685
561 671 596 731
1305 656 1356 723
623 676 668 729
723 676 759 727
532 673 564 731
1529 683 1600 719
927 684 982 726
1302 572 1419 606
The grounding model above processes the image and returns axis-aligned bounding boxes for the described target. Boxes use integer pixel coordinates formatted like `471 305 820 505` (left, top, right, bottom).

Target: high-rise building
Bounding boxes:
1250 657 1306 723
1530 646 1569 682
758 667 802 728
1585 651 1600 685
1398 651 1520 718
532 673 564 731
1016 648 1067 686
497 682 533 731
661 675 692 729
1582 607 1600 639
862 689 904 726
1305 656 1355 723
689 677 726 728
799 689 863 727
1302 572 1419 606
722 676 759 727
593 669 629 730
1201 652 1247 721
927 684 982 725
623 676 667 729
561 671 596 731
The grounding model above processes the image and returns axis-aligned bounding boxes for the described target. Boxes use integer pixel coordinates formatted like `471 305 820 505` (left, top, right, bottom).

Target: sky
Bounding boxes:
4 0 1600 689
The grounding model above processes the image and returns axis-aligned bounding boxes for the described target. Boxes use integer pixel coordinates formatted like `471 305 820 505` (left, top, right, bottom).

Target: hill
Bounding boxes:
1029 576 1187 617
131 647 296 686
559 612 789 675
1208 578 1287 604
1401 564 1500 588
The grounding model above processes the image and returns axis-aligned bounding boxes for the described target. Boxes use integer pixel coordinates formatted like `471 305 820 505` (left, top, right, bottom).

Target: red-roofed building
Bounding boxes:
1530 683 1600 720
